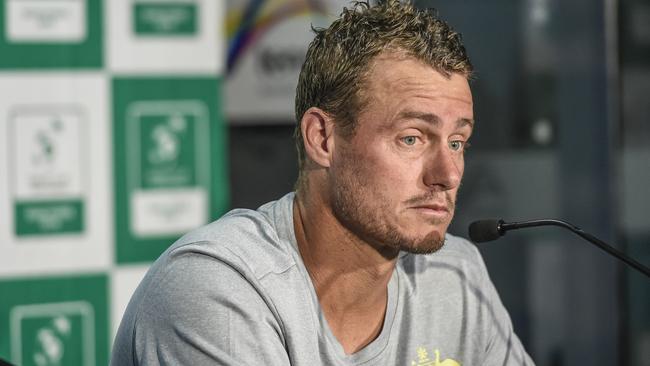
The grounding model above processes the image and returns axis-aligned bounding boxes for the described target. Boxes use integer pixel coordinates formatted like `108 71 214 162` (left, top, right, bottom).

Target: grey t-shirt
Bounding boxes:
111 193 535 365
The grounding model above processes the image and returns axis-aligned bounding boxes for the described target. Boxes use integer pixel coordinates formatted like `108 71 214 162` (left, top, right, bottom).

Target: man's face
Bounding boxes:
329 55 474 255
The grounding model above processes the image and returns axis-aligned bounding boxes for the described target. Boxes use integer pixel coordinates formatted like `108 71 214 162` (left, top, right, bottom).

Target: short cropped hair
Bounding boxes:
294 0 473 188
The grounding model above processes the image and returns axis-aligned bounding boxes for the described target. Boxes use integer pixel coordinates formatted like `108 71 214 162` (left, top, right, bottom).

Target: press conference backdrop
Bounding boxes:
0 0 351 364
0 1 226 364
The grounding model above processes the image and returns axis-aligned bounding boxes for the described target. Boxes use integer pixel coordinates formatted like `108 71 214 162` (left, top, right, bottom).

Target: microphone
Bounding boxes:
468 219 503 242
468 218 650 278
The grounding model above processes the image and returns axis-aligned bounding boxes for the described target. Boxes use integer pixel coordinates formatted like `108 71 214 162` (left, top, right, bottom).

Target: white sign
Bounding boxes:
10 106 85 200
6 0 87 43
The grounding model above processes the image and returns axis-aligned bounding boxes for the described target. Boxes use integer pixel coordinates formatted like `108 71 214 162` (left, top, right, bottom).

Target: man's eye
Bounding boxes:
402 136 418 145
449 140 465 151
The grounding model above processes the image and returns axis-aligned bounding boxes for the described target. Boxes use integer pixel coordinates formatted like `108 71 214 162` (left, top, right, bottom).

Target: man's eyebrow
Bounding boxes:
457 118 474 129
397 111 441 125
397 111 474 129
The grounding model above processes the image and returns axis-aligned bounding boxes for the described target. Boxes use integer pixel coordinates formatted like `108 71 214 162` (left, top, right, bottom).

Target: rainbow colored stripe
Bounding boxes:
226 0 330 73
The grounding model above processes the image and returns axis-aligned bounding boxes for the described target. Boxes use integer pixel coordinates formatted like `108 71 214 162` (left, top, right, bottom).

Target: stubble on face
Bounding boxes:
330 145 454 257
323 54 471 258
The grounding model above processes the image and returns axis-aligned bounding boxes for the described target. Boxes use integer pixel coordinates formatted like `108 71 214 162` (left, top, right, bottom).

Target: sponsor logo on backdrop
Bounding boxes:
126 100 210 237
6 0 87 43
9 106 87 237
10 302 95 366
133 0 198 36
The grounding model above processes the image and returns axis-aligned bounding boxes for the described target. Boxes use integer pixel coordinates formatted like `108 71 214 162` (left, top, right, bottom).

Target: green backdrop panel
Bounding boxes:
113 77 229 264
0 274 109 366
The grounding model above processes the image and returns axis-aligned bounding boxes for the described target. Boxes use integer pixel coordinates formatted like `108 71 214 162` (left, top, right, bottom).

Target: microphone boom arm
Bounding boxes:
496 219 650 278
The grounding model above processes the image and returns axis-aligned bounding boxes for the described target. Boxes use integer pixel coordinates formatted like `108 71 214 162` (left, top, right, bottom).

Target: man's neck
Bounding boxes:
293 192 398 354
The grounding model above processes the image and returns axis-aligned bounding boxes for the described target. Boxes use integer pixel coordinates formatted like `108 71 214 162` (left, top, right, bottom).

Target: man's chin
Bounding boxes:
403 239 446 254
393 229 447 255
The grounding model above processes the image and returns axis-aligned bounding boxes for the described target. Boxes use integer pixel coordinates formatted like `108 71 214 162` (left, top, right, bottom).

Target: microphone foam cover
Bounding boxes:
468 219 502 243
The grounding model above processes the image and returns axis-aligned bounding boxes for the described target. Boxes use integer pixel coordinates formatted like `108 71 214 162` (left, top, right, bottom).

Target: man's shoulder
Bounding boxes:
162 193 298 281
111 194 299 366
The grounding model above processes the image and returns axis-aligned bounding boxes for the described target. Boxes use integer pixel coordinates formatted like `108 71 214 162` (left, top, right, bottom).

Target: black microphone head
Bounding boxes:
468 219 503 243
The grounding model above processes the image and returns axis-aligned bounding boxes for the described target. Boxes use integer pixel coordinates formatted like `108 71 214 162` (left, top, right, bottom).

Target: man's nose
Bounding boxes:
422 145 462 191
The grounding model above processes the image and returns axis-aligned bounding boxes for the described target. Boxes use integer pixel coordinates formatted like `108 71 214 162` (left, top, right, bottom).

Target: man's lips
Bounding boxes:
404 193 455 212
411 204 450 212
409 204 451 217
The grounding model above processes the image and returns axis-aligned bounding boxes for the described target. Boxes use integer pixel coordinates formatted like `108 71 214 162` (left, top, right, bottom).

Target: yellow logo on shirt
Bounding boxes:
411 347 461 366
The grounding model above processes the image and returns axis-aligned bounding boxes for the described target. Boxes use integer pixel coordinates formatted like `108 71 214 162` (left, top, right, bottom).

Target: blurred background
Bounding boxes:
0 0 648 365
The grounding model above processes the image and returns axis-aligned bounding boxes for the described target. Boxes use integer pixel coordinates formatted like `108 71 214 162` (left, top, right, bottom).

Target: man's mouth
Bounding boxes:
412 203 448 211
410 203 451 218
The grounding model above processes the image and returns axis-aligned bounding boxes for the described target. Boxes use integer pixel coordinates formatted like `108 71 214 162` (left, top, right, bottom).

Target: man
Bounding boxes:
111 1 535 365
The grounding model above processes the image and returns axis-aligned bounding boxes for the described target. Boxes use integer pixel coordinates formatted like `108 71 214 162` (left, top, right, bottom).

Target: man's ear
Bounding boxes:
301 107 335 168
